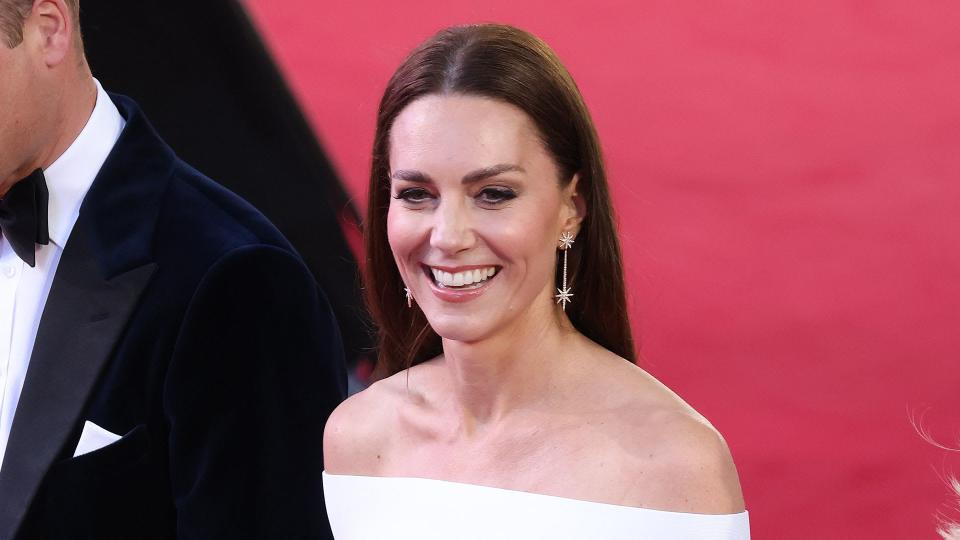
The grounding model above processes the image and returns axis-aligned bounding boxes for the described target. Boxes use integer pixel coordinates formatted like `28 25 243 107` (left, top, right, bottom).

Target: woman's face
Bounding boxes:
387 94 581 344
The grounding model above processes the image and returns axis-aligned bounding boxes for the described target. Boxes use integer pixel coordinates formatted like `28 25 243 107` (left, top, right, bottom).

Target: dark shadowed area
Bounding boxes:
79 0 372 373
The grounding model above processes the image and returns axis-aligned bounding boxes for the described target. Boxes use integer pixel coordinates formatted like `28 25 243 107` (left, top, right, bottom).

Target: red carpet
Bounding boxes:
243 1 960 537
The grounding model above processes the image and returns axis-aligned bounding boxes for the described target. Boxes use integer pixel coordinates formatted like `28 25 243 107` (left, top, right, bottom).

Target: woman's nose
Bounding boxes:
429 199 475 254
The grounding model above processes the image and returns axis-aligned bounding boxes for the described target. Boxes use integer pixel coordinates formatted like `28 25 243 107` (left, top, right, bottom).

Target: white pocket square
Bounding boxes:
73 420 122 458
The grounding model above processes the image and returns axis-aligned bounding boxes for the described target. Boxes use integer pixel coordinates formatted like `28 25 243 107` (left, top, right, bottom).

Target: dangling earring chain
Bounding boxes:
404 286 413 308
555 231 575 311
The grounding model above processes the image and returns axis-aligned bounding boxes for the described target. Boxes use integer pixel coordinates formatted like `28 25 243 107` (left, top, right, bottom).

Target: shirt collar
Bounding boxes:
43 78 126 248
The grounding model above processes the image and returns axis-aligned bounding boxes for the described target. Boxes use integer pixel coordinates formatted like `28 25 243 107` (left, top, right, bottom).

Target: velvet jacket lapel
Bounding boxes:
0 95 173 540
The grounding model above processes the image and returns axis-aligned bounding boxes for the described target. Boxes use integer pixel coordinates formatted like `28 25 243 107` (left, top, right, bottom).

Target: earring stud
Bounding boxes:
404 286 413 308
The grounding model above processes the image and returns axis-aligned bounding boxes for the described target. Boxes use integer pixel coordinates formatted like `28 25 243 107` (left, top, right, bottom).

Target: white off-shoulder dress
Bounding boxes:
323 472 750 539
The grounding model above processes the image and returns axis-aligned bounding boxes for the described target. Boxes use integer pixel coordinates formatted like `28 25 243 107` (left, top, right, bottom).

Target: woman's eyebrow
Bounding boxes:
391 164 525 184
391 170 433 183
462 164 525 183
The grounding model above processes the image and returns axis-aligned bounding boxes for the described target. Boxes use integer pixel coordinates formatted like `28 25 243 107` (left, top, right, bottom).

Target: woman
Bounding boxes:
323 24 749 539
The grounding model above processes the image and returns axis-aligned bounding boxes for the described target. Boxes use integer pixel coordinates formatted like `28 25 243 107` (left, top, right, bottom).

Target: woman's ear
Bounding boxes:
562 173 587 237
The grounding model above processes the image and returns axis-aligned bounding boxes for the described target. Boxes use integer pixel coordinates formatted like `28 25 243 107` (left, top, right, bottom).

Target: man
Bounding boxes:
0 1 346 538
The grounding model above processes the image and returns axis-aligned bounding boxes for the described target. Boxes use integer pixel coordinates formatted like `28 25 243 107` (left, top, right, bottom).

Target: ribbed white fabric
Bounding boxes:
323 472 750 539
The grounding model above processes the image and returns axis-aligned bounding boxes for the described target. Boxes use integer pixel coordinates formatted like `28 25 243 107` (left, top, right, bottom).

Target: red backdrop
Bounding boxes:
242 1 960 537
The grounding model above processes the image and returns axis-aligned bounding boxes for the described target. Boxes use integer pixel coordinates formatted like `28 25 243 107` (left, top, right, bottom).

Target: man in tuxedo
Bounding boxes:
0 1 346 538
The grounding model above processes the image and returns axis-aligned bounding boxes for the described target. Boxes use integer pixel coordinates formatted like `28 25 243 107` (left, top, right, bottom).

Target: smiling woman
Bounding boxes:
366 24 634 377
322 23 750 539
387 93 585 334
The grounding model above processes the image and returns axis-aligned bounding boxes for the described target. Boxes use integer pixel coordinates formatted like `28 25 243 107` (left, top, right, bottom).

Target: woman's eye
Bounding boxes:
394 188 433 203
477 187 517 205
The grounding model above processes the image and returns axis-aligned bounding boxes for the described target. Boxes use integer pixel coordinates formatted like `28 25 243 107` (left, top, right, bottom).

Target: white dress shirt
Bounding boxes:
0 79 125 469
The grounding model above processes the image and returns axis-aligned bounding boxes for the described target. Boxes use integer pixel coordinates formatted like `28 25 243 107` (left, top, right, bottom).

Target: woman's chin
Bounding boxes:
425 314 497 344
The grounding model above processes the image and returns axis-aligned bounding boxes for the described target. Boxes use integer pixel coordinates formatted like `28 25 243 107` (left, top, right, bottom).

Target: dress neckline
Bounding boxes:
322 471 748 518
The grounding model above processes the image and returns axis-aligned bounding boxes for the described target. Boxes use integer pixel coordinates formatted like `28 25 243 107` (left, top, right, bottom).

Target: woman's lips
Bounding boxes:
421 264 500 302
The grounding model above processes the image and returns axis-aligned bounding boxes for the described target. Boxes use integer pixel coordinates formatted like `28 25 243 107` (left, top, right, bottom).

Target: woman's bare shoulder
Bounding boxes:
323 360 445 475
578 349 746 513
322 370 410 475
623 404 745 514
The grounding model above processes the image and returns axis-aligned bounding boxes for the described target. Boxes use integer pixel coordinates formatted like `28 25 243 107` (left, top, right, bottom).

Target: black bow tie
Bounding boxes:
0 168 50 267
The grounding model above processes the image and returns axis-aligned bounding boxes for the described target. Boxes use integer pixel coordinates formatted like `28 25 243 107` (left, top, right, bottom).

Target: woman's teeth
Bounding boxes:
430 267 497 288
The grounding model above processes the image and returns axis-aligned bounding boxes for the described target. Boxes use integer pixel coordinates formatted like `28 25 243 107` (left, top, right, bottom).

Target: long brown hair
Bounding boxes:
366 23 634 378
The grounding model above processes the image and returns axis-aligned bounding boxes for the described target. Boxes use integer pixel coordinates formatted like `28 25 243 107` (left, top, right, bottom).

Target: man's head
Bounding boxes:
0 0 90 197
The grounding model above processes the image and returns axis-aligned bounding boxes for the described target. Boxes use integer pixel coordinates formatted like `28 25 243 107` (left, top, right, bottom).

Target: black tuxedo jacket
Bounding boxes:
0 94 347 539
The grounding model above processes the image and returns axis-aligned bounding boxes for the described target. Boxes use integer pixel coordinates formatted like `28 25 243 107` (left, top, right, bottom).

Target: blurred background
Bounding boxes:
82 0 960 538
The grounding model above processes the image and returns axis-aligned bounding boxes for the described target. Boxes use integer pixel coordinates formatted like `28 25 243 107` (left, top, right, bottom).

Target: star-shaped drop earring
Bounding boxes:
555 231 575 311
555 285 573 310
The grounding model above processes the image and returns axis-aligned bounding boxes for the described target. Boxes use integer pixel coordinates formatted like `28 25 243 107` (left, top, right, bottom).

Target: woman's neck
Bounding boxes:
439 297 579 435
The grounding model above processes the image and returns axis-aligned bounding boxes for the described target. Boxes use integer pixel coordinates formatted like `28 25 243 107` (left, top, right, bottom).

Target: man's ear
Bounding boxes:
561 173 587 237
29 0 74 67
